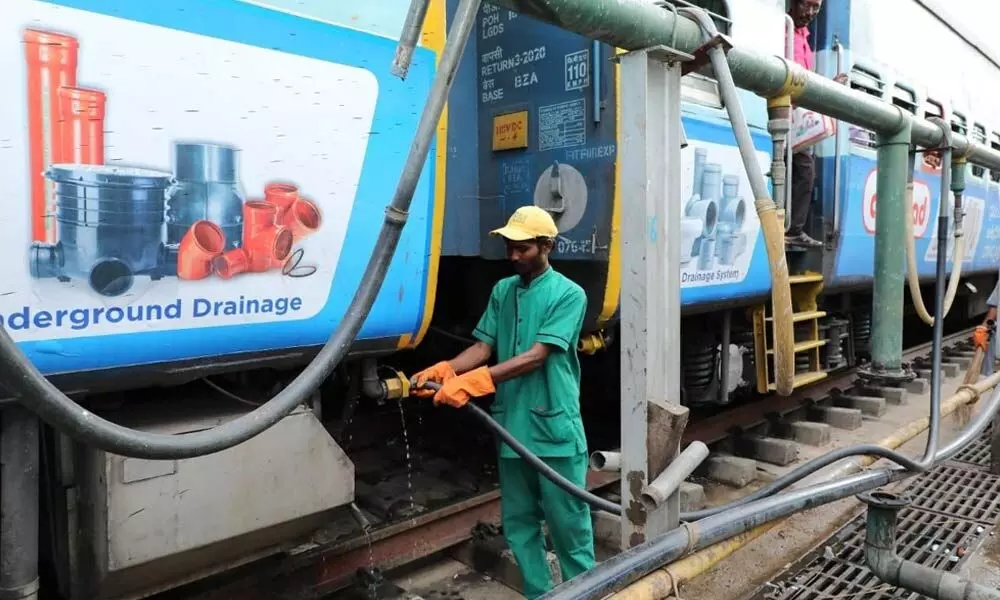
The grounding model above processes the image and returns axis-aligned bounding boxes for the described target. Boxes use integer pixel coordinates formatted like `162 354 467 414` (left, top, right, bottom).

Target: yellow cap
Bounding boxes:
490 205 558 241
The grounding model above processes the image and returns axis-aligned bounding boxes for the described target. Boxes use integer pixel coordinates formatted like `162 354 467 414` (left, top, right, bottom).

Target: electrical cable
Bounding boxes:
201 377 264 408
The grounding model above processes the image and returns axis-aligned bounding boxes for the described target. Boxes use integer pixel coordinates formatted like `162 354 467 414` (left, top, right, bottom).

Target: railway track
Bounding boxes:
160 327 982 600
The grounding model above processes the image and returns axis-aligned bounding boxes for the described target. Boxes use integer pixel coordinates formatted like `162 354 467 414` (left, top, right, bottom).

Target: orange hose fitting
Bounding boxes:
246 226 293 272
280 197 322 242
213 248 250 280
264 182 298 223
177 220 226 280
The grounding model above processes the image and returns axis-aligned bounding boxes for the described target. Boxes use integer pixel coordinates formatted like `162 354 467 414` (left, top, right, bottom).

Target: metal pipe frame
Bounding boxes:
0 406 40 600
617 44 690 548
831 39 845 237
640 442 709 510
866 121 913 382
485 0 1000 170
782 14 795 232
590 451 621 472
391 0 433 79
860 491 1000 600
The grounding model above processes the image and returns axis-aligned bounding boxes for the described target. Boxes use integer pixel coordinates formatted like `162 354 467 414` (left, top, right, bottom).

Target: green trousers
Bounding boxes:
497 454 596 599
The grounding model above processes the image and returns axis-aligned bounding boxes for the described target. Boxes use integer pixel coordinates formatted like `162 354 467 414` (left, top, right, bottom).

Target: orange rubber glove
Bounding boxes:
433 366 495 408
974 325 990 352
411 361 456 398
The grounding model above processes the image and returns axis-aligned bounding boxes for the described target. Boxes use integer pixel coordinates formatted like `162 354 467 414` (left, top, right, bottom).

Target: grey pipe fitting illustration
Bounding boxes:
28 142 252 295
165 143 246 261
30 164 174 297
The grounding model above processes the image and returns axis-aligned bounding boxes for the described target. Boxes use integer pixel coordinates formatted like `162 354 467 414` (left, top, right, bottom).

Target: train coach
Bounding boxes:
1 0 998 598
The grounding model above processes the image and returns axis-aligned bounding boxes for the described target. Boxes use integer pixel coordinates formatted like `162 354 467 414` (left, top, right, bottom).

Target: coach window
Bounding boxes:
919 99 945 171
890 83 917 115
848 67 884 149
951 112 968 137
674 0 732 107
922 99 944 121
972 124 987 178
990 133 1000 183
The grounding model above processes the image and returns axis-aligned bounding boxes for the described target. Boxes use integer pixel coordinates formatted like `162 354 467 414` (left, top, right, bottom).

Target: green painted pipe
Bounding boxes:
871 122 912 377
487 0 1000 169
952 156 968 194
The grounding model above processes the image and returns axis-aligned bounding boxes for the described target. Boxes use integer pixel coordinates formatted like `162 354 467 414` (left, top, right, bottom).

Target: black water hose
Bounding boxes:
680 443 926 521
540 382 1000 600
417 381 621 515
922 210 949 465
0 0 483 460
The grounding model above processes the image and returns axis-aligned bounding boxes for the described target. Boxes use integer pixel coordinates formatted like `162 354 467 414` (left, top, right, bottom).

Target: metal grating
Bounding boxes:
905 465 1000 525
758 507 989 600
830 505 988 567
952 423 993 468
951 436 991 467
751 431 999 600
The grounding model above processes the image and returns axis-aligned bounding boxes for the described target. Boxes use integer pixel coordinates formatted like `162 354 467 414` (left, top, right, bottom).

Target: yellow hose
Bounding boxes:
905 182 965 326
760 202 795 396
760 93 796 398
610 366 1000 600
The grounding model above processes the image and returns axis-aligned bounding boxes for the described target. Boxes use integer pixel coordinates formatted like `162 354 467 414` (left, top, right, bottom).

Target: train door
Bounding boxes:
474 5 617 329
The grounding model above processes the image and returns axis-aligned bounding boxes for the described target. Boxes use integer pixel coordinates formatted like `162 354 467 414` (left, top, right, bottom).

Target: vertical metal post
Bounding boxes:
719 310 732 404
868 121 912 381
0 405 40 600
782 14 795 232
618 45 691 550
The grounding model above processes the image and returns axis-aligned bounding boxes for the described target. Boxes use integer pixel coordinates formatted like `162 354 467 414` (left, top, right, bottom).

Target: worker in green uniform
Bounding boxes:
412 205 595 598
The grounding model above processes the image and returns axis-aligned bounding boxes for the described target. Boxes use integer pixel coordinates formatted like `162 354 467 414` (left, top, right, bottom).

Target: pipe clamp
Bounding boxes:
384 205 409 226
774 57 807 100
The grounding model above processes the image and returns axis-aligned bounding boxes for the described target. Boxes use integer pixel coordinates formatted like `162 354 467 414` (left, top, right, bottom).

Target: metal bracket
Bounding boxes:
612 44 694 66
682 34 733 76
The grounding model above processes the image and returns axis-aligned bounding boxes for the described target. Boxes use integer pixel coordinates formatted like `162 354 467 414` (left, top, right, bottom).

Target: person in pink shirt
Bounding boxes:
785 0 845 248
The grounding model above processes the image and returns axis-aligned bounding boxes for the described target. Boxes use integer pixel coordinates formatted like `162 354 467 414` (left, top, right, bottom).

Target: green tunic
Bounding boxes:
472 266 595 598
472 267 589 459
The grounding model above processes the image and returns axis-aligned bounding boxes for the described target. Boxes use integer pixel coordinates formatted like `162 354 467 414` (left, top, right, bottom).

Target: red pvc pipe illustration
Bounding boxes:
214 248 250 279
265 182 298 223
279 197 322 243
58 87 105 166
24 29 79 244
243 201 277 246
246 226 293 273
177 220 226 280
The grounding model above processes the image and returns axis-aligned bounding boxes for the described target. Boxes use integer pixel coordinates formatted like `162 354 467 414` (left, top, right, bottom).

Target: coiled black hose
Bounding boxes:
0 0 483 460
416 381 620 515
